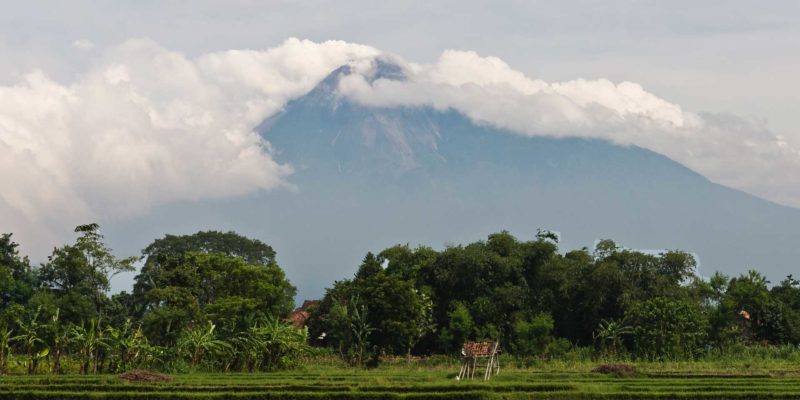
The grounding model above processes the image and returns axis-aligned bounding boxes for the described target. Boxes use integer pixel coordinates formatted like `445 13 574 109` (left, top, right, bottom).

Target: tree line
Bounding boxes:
0 225 304 374
1 226 799 374
307 231 800 363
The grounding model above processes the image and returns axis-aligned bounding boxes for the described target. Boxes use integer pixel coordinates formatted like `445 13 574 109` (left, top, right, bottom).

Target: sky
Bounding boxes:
2 0 800 262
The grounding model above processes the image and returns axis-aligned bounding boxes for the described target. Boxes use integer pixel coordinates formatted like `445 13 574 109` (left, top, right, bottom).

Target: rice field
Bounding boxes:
4 363 800 400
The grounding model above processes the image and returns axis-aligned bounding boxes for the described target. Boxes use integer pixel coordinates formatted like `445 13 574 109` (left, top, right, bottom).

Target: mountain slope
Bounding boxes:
108 63 800 300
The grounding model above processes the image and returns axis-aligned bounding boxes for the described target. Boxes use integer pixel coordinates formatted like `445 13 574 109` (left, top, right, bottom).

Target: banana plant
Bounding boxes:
349 300 375 366
231 328 261 372
178 321 231 368
105 319 150 372
231 317 311 372
0 326 12 375
47 309 69 374
594 318 632 357
12 307 49 375
69 319 103 374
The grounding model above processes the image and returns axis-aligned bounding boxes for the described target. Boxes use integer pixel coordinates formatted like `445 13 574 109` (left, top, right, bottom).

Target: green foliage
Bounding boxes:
12 307 49 374
440 302 474 353
134 231 295 345
5 225 800 373
231 317 312 371
37 224 135 325
177 321 231 368
510 313 556 357
0 325 12 375
0 233 36 313
311 253 436 362
135 252 295 345
141 230 278 267
626 297 708 359
593 318 632 357
68 319 102 374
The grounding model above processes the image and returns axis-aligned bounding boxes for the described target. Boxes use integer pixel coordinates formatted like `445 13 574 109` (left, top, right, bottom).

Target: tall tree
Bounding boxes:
37 224 135 324
0 233 36 312
136 252 295 345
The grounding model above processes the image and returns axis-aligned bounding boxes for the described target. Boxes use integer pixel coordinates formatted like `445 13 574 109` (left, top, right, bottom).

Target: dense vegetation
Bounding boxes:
1 225 799 375
309 231 800 364
0 226 304 374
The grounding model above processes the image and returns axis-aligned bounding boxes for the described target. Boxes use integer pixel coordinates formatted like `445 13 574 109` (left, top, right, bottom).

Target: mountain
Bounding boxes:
108 61 800 300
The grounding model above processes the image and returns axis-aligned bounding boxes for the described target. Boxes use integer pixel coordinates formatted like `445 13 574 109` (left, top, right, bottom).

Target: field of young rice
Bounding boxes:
4 366 800 400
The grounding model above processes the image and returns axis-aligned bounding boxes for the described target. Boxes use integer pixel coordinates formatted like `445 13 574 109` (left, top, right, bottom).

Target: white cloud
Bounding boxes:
72 39 95 51
337 50 800 208
0 38 380 253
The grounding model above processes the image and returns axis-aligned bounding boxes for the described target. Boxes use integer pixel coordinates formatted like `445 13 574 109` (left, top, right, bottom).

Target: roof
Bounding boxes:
462 341 499 357
286 300 320 329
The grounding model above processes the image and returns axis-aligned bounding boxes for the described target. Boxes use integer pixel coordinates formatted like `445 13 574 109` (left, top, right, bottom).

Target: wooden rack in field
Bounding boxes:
458 341 500 380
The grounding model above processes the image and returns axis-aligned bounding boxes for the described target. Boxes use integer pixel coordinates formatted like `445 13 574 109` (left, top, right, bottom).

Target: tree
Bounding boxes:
764 275 800 344
136 252 295 345
38 224 135 324
141 230 277 267
423 232 532 348
718 270 772 343
0 233 36 312
510 313 556 356
312 253 436 359
379 244 437 288
439 302 474 353
626 297 707 359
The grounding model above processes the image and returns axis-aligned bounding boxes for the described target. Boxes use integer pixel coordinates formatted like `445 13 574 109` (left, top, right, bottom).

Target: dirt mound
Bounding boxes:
592 363 637 378
119 370 172 383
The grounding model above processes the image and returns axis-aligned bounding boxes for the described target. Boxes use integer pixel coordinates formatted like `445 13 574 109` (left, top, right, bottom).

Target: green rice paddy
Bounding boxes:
4 362 800 400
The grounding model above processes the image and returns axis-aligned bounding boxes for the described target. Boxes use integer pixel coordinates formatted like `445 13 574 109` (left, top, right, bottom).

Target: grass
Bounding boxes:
3 361 800 399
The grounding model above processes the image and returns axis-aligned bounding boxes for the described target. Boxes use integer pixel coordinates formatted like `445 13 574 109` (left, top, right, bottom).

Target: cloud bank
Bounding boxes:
2 38 799 254
338 50 800 207
0 38 379 250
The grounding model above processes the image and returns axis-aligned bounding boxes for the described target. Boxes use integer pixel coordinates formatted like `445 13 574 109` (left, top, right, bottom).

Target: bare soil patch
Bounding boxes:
118 370 173 383
592 363 637 378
